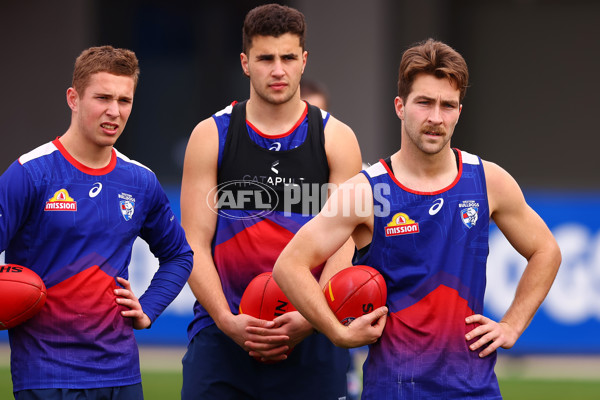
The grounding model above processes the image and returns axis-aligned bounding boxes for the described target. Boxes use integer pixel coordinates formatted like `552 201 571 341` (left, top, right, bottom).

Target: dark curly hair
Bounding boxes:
242 3 306 54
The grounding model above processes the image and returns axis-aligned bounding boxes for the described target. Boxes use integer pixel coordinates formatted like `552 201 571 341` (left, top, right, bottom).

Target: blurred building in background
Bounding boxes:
1 0 599 353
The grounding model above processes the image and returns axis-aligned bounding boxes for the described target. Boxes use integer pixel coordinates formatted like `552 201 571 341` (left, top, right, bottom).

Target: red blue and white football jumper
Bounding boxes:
355 150 502 399
187 101 331 337
0 138 193 391
182 101 349 399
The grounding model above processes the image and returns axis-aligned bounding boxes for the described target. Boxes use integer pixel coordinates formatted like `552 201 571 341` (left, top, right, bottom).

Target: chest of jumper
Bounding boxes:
36 175 147 242
362 164 490 312
377 195 485 242
216 102 329 215
367 154 489 252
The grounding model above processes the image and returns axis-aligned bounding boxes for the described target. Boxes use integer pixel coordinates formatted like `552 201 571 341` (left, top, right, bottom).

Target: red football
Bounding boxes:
239 272 296 362
0 264 47 330
239 272 296 320
324 265 387 326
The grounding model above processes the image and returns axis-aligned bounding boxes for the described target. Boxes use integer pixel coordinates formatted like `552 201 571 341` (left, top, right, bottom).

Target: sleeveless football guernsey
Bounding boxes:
356 150 502 399
187 101 331 339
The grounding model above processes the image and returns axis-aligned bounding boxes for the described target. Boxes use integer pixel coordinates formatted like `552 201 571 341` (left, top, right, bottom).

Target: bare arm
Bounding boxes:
466 161 561 357
181 118 281 351
273 175 388 348
318 115 363 285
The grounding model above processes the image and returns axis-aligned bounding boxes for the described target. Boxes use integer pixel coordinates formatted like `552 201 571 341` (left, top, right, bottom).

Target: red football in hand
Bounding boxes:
324 265 387 326
239 272 297 319
0 264 47 330
239 272 297 363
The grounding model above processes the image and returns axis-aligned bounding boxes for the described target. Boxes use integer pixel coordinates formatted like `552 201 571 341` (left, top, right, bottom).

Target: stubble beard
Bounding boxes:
251 77 299 106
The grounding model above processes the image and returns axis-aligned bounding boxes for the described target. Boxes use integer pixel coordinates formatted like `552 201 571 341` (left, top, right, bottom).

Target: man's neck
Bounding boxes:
390 146 458 192
245 97 306 136
59 129 114 169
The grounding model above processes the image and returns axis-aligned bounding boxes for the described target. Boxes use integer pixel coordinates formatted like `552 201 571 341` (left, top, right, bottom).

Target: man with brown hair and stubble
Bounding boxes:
274 38 561 399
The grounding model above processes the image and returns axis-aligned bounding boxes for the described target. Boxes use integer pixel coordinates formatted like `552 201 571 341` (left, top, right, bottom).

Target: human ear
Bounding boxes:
240 53 250 77
66 87 79 112
301 50 308 74
394 96 405 120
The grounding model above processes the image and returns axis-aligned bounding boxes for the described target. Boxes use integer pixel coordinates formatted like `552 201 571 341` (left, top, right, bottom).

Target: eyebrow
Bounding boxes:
255 53 299 60
413 95 459 107
94 92 133 102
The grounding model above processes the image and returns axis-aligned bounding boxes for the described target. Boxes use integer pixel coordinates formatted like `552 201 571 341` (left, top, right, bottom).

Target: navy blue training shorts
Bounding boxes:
14 384 143 400
181 324 350 400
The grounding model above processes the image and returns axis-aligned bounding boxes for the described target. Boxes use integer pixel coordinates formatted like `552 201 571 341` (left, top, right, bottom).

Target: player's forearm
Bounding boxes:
318 237 355 287
273 257 345 344
138 249 194 321
187 250 234 327
501 243 561 336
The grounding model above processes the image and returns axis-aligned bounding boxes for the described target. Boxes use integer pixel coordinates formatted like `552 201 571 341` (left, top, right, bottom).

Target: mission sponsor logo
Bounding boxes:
385 212 419 237
45 189 77 211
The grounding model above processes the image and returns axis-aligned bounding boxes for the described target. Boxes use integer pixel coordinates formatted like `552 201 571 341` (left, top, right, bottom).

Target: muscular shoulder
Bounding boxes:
482 159 526 217
187 117 219 156
181 116 220 197
323 114 355 143
323 115 362 185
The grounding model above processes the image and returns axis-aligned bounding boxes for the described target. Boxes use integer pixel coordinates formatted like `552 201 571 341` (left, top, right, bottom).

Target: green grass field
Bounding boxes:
498 379 600 400
2 366 600 399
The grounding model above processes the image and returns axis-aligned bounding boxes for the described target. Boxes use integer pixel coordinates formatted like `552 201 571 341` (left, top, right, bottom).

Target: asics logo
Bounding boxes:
429 198 444 215
269 142 282 151
89 182 103 198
